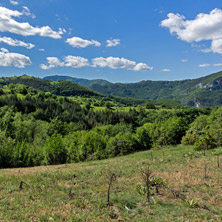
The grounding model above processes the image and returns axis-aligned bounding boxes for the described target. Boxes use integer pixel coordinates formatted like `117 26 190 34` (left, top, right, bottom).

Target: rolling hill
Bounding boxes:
0 75 101 97
44 71 222 107
43 75 111 87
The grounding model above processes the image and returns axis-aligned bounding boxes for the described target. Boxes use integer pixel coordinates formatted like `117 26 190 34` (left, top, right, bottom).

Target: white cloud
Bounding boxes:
66 37 101 48
106 39 120 47
0 6 64 39
199 64 210 67
40 57 64 70
213 63 222 66
41 56 153 71
211 39 222 54
0 36 35 49
41 56 89 69
22 6 35 19
9 0 19 5
0 47 31 68
39 48 45 52
92 56 153 71
64 55 89 68
133 63 153 71
161 9 222 54
181 59 188 62
162 68 170 72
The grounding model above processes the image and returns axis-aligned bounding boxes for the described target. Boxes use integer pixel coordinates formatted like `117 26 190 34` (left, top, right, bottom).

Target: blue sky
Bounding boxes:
0 0 222 82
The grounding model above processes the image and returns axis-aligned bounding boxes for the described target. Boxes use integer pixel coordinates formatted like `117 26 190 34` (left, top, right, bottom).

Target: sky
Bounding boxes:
0 0 222 83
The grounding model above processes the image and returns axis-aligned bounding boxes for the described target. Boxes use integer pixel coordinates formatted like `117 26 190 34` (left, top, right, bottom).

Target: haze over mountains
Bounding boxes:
44 71 222 107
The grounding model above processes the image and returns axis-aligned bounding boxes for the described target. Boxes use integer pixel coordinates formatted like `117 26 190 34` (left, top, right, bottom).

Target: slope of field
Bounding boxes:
1 145 222 221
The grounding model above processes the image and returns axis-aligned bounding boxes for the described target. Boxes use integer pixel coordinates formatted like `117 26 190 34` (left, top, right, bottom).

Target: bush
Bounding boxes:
136 125 152 149
0 131 15 168
44 133 67 164
106 132 139 157
181 131 199 145
193 134 217 151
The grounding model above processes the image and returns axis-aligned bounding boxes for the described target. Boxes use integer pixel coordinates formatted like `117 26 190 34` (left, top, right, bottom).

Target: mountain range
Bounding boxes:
44 71 222 107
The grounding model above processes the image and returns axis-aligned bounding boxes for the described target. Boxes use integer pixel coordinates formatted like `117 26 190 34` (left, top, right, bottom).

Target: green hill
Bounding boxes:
0 75 100 97
45 71 222 107
43 75 111 87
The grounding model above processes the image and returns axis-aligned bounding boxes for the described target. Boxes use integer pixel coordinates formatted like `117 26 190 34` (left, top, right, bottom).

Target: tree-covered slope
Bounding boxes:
45 71 222 106
43 75 111 87
0 75 101 97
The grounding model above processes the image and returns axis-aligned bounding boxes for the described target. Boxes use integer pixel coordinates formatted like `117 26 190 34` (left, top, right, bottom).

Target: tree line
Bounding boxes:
0 83 217 168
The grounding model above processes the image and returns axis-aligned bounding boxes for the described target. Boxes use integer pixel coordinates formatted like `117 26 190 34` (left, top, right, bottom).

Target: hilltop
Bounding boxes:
0 75 100 97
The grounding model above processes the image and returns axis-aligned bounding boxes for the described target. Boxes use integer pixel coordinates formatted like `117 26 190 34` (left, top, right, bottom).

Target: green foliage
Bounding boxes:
193 134 217 151
105 101 111 109
136 125 152 149
182 107 222 149
78 131 106 160
106 132 139 157
0 131 15 168
1 75 222 168
152 117 188 146
44 133 67 165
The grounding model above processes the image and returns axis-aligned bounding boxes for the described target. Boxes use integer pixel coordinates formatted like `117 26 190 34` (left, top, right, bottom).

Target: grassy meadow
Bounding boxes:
1 145 222 221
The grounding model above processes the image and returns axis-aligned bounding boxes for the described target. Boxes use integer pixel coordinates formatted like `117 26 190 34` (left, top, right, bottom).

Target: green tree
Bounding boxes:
136 125 152 149
44 133 67 165
106 132 139 157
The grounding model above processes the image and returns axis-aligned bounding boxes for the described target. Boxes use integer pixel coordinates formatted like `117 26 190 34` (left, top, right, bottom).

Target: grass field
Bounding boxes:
1 145 222 221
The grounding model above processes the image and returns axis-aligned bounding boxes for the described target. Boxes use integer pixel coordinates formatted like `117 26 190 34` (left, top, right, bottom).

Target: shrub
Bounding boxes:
193 134 217 151
44 133 67 164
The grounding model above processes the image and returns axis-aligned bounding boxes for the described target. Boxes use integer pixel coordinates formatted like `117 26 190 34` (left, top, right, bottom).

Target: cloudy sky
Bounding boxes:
0 0 222 82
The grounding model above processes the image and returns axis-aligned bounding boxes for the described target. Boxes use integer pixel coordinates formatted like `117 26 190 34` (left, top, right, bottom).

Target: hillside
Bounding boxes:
0 75 100 97
45 71 222 107
1 145 222 221
43 75 111 87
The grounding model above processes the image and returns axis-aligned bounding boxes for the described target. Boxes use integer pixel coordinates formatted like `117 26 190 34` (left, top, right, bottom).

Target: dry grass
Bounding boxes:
1 145 222 221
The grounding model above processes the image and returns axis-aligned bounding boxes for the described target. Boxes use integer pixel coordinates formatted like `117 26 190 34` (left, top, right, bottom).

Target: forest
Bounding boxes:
0 78 221 169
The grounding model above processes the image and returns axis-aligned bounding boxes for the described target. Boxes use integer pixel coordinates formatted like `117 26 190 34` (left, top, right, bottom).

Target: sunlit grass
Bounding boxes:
1 145 222 221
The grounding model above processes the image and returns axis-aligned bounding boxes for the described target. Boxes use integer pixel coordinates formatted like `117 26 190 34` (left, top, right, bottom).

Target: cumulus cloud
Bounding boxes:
211 39 222 54
92 56 153 71
106 39 120 47
39 48 45 52
41 56 89 69
0 48 31 68
9 0 19 5
66 37 101 48
41 56 153 71
0 6 64 39
40 57 63 70
64 55 89 68
199 64 210 67
162 68 170 72
0 36 35 49
181 59 188 62
161 9 222 54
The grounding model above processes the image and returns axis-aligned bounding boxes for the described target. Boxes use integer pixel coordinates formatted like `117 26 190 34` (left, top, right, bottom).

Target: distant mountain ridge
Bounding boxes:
43 75 111 87
44 71 222 107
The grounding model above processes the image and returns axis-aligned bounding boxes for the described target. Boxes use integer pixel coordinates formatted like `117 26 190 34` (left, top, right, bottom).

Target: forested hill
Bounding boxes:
45 71 222 107
43 75 111 87
0 75 100 97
